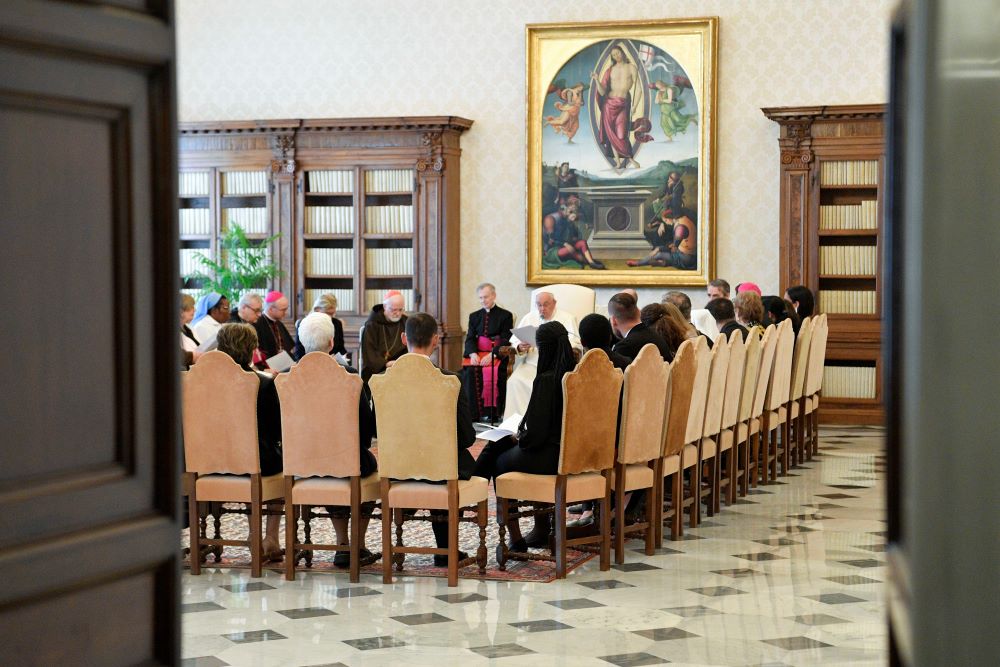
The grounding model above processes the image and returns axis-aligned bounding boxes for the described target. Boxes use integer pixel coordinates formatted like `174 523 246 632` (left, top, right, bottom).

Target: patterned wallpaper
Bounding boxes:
176 0 893 319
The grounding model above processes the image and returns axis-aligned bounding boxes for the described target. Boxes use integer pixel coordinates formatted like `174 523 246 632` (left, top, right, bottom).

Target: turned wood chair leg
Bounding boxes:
349 477 361 584
187 474 201 576
381 480 392 584
614 465 626 565
447 482 459 587
477 499 488 574
284 476 295 581
554 478 568 579
600 473 611 572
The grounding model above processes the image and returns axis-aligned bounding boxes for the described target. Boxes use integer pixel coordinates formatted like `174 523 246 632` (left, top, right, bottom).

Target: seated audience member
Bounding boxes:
254 291 295 362
505 291 581 419
463 282 514 421
707 297 749 341
180 293 201 369
664 290 716 345
474 321 577 552
293 293 347 362
733 290 766 330
764 296 801 335
191 292 230 345
579 313 630 370
784 285 816 320
640 303 690 357
297 311 376 568
707 279 731 300
230 293 263 326
400 312 477 565
361 290 407 382
609 293 673 362
214 323 284 560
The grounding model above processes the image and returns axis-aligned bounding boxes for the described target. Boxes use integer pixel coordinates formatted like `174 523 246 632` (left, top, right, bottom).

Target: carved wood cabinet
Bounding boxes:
178 116 473 370
763 104 886 425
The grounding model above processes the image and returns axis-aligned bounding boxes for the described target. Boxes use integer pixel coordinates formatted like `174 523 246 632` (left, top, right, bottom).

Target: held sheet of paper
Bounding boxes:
510 325 537 347
265 350 294 372
478 413 523 442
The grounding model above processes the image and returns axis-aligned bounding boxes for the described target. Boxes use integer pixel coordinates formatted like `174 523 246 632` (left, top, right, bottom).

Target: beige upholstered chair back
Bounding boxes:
531 284 596 323
738 332 762 423
751 325 778 419
805 314 829 396
181 350 261 475
766 320 795 410
721 331 747 430
618 344 670 465
275 352 362 478
662 339 697 457
701 335 731 438
790 317 814 401
558 349 623 475
369 353 460 481
684 336 713 444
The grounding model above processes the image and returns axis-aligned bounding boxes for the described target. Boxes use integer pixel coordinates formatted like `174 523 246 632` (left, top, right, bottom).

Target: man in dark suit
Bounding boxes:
253 290 295 362
463 282 514 421
402 312 476 565
608 292 673 362
707 297 749 341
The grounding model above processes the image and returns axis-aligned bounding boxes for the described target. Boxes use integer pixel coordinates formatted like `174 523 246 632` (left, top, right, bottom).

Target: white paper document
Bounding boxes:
478 413 523 442
196 333 218 353
265 350 294 372
510 325 537 347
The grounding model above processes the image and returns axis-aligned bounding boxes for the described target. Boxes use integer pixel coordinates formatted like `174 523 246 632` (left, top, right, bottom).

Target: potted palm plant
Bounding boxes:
186 224 283 302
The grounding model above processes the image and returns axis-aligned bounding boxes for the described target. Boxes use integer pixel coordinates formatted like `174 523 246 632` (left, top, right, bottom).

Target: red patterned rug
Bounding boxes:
182 442 596 583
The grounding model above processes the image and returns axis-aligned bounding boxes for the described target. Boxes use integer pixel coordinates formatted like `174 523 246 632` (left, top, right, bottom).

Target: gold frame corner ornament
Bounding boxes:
525 17 719 287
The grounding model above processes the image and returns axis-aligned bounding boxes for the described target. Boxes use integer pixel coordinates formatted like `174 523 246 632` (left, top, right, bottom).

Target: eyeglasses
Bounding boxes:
242 305 263 315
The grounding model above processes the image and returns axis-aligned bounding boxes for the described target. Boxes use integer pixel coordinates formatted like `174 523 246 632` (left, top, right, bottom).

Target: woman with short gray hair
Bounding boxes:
292 292 348 361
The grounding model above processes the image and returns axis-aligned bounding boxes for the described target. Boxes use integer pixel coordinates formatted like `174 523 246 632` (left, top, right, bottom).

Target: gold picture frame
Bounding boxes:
526 17 718 286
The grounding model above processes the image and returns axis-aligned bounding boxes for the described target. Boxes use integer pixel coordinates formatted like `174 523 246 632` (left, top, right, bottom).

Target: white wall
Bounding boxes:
177 0 893 318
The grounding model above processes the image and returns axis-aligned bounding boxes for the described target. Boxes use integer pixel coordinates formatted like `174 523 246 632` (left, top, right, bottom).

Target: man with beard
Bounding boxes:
360 290 408 382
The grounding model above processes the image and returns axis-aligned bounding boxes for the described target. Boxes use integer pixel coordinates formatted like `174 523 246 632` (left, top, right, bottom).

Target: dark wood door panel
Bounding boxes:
0 1 178 663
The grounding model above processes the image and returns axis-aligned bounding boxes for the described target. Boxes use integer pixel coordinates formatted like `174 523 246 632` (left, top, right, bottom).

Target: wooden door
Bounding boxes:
0 1 180 664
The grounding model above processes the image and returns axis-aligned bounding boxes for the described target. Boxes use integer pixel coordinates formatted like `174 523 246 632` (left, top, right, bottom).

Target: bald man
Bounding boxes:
504 291 581 419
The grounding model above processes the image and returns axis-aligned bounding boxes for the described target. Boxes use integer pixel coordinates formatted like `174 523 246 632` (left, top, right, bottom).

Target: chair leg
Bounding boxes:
187 474 201 576
284 477 295 581
600 472 611 572
554 477 568 579
497 497 508 571
614 464 626 565
447 482 459 587
780 414 790 476
645 479 656 556
249 476 262 578
671 471 682 541
350 477 361 584
381 480 392 584
727 447 736 506
709 454 719 516
653 462 664 549
477 499 488 574
689 467 698 529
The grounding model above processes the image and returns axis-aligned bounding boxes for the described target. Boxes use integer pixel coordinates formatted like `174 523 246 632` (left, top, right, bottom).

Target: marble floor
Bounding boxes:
182 426 887 667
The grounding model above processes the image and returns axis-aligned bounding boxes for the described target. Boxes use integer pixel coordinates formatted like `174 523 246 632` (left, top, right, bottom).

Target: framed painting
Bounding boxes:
526 18 718 286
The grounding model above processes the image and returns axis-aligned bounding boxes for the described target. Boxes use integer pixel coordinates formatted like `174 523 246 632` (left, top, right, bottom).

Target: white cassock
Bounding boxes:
191 316 221 347
691 309 720 339
504 308 582 419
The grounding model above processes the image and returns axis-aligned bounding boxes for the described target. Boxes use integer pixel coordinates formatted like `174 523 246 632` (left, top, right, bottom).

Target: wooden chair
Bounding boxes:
275 352 380 583
804 314 830 457
716 331 747 509
611 344 669 563
182 351 284 578
734 331 762 497
747 325 779 488
682 336 713 528
655 338 697 546
697 335 731 519
787 317 814 467
762 320 795 481
369 354 489 587
495 349 623 579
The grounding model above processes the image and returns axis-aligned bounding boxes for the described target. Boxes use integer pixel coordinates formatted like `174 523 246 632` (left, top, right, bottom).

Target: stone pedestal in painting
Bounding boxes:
562 186 652 260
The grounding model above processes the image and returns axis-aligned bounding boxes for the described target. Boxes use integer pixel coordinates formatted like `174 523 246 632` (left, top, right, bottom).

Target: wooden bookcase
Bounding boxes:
763 104 886 425
178 117 473 370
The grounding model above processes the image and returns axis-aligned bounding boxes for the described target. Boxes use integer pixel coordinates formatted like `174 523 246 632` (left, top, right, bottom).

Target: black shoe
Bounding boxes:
334 547 372 569
567 503 588 515
496 540 527 566
433 550 469 567
523 513 552 548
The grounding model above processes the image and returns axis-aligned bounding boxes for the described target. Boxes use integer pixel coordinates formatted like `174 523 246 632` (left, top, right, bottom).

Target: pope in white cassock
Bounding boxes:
504 291 582 419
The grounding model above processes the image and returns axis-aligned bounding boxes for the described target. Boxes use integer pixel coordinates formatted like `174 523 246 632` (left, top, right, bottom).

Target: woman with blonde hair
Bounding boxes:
180 293 201 369
733 291 765 329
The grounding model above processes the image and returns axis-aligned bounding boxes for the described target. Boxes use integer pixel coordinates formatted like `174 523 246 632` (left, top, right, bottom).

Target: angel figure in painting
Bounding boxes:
544 82 586 143
652 78 698 141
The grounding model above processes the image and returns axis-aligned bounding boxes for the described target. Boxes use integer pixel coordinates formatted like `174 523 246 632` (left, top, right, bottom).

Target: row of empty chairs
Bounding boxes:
182 315 829 586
